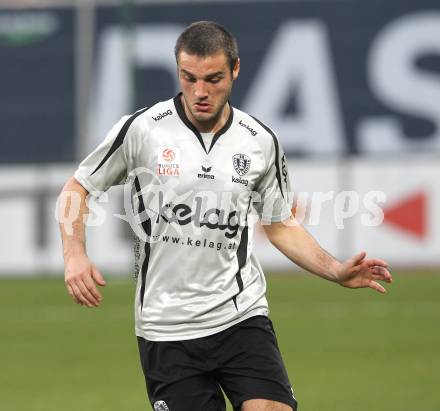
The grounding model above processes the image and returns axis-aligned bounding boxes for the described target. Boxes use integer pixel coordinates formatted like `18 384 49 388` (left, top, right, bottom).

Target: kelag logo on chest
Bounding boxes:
157 147 181 176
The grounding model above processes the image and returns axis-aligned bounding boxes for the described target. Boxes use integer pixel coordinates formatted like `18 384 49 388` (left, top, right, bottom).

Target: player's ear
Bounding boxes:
232 57 240 81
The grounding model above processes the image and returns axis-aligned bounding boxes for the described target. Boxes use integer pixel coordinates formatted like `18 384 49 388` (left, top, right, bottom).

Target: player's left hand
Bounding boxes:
336 251 392 293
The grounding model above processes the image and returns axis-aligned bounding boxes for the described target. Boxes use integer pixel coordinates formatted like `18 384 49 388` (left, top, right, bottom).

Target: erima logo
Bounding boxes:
153 401 169 411
152 109 173 122
197 165 215 180
156 193 240 238
239 119 257 136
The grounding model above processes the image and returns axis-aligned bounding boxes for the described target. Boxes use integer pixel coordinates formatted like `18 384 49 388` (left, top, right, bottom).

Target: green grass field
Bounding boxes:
1 272 439 411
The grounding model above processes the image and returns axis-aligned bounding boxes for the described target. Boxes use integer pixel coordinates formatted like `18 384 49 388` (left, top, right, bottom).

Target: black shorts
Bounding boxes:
137 315 298 411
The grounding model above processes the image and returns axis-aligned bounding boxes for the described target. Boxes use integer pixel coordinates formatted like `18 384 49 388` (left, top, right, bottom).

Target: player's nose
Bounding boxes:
194 80 208 98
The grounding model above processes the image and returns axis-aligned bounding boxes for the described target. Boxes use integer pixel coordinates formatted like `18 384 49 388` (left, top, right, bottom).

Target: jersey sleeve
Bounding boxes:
253 135 293 223
74 115 133 194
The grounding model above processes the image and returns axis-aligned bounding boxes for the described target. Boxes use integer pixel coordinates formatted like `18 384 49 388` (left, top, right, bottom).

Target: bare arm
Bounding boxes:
58 176 106 307
263 217 392 293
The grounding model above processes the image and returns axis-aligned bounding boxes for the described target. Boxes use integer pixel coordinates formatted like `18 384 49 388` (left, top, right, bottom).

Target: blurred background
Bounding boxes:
0 0 439 410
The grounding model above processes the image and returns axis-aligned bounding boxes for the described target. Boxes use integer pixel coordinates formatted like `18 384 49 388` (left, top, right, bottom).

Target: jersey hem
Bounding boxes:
135 308 269 342
260 210 292 224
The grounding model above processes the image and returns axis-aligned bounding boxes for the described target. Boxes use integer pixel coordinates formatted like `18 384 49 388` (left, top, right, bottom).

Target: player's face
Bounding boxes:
177 50 240 132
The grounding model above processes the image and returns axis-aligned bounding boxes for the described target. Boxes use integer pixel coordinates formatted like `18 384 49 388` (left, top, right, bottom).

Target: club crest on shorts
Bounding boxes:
153 400 169 411
232 153 251 176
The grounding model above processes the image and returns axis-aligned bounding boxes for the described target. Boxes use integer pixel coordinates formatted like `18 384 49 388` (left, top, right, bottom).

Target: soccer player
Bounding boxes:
59 21 392 411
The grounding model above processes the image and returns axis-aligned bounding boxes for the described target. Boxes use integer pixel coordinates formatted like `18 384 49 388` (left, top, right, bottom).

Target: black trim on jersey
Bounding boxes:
232 196 252 310
251 116 285 200
235 230 247 289
174 94 205 151
173 93 234 154
208 106 234 153
134 176 151 309
90 107 149 176
232 295 239 311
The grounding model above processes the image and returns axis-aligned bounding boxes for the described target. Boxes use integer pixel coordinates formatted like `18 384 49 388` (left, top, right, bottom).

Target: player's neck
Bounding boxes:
182 96 230 134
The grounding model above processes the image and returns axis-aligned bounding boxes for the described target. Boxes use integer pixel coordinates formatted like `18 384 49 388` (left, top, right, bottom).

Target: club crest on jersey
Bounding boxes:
157 147 181 177
153 400 169 411
232 153 251 176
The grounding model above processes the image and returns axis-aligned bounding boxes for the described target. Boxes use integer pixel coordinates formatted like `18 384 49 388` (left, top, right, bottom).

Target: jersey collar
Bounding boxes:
173 93 234 154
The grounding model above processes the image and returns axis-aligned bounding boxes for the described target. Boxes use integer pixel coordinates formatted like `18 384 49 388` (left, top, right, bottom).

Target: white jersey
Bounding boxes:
75 94 292 341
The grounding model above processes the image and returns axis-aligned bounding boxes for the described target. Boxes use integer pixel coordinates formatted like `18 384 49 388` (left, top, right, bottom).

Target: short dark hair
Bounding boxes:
174 21 239 72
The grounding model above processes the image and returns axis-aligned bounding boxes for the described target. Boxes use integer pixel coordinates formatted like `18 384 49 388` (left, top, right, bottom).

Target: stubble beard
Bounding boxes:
184 88 232 131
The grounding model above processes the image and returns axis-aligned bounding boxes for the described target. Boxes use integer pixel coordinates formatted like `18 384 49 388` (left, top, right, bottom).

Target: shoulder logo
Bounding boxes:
152 109 173 122
157 147 181 177
232 153 251 176
239 119 257 136
153 400 169 411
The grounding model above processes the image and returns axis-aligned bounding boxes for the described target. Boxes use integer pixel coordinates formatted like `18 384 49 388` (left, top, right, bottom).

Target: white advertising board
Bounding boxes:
351 158 440 266
0 157 439 276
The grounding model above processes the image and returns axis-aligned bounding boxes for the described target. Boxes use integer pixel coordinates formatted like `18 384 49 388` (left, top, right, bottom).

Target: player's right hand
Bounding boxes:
64 253 106 308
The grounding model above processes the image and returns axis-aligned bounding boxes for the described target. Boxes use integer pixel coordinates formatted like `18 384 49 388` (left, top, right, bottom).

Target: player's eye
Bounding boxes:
209 77 222 84
183 73 196 82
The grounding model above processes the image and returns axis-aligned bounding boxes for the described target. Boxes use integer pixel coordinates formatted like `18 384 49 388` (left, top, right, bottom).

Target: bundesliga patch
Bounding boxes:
157 147 181 177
